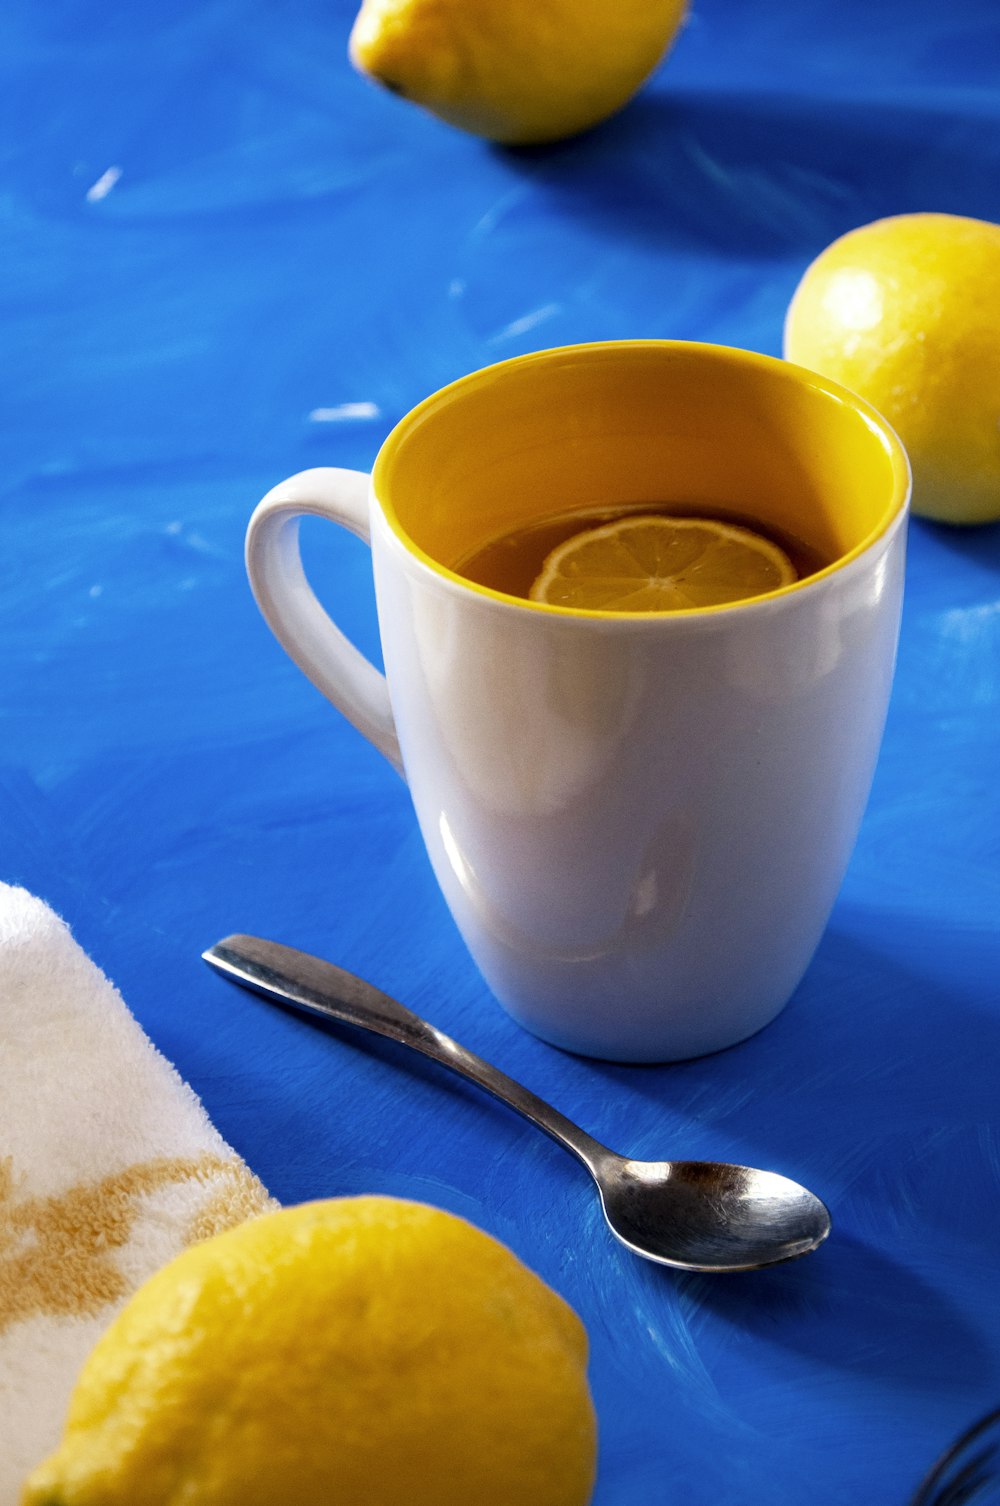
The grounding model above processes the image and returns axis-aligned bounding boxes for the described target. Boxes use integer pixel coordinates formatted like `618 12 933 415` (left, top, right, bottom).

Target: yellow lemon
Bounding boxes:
784 213 1000 525
22 1196 597 1506
349 0 688 145
529 514 797 611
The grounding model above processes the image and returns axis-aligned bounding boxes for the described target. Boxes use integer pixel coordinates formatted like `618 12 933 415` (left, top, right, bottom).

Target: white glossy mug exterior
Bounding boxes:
246 341 910 1061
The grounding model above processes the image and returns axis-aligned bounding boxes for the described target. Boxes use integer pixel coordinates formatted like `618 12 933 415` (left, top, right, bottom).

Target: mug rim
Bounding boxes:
371 339 912 622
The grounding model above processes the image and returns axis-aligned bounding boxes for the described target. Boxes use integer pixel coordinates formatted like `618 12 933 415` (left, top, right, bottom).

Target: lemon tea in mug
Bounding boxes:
246 341 910 1061
453 502 831 609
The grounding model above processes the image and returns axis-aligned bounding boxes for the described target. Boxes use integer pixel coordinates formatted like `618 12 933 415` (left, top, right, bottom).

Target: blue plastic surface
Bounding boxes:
3 1 1000 1500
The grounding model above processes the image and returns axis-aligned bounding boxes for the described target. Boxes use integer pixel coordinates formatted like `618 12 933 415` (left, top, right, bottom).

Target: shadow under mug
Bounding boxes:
246 340 910 1062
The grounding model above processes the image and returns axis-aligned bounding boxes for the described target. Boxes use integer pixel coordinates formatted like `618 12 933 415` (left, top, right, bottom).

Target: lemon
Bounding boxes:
529 514 797 611
349 0 688 145
784 212 1000 525
22 1196 596 1506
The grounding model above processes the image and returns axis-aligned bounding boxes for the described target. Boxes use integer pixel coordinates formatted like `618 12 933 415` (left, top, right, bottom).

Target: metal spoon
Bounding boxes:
203 934 831 1273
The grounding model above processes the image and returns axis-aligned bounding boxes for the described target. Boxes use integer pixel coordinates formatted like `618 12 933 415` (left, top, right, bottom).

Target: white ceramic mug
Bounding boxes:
246 341 910 1061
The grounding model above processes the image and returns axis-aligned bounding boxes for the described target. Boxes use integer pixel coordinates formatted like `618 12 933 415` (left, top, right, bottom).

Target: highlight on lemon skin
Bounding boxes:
348 0 689 145
784 212 1000 526
21 1196 597 1506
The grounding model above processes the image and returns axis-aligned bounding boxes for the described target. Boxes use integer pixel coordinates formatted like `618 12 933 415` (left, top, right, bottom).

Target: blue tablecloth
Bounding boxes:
4 1 999 1500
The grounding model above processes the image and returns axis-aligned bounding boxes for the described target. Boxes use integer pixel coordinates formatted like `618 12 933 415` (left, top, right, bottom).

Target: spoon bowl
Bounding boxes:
203 934 831 1274
595 1156 830 1273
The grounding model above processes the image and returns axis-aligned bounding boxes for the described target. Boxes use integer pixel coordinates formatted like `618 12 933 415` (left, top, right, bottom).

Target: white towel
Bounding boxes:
0 884 275 1501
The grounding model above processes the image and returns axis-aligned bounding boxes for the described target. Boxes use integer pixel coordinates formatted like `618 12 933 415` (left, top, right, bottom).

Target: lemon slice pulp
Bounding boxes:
528 514 797 612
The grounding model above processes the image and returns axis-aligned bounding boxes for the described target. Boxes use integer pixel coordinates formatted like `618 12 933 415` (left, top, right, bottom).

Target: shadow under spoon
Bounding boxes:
203 934 831 1274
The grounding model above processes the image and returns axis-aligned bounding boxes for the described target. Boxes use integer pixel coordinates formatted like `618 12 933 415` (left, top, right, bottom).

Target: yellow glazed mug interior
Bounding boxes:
372 340 910 614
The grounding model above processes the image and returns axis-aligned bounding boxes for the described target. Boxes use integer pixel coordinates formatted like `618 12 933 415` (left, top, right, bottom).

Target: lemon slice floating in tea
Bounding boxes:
529 514 797 612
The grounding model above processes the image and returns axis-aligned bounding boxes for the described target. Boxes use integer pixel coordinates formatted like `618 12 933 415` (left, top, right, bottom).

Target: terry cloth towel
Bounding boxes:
0 883 275 1500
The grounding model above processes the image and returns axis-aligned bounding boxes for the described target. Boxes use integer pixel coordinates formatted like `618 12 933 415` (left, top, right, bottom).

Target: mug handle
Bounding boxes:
245 467 404 776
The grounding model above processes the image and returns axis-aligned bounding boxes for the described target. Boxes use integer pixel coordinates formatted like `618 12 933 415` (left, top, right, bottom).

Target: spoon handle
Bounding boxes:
203 935 610 1175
